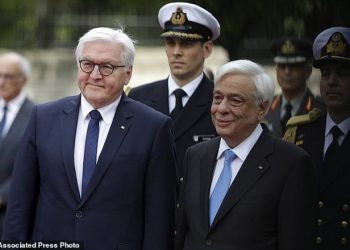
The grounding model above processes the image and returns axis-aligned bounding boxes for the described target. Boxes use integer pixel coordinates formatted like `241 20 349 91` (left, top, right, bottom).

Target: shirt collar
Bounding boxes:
217 124 263 161
168 73 203 98
281 88 306 112
325 113 350 137
0 89 27 112
80 94 120 125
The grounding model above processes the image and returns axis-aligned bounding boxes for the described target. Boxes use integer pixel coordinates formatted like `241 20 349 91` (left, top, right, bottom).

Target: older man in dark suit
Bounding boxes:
0 52 34 237
175 60 313 250
129 2 220 182
3 27 176 250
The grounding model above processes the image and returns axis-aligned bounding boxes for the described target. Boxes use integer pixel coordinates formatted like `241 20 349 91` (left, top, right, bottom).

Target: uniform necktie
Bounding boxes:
281 102 292 134
0 105 8 140
323 126 343 176
171 89 186 120
82 110 102 195
209 149 236 225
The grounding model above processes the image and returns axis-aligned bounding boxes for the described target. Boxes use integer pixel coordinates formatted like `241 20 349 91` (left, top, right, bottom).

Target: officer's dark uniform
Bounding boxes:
284 27 350 250
265 38 324 137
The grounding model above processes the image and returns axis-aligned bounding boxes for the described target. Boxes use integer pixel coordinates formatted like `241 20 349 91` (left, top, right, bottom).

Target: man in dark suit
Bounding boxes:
0 52 34 237
284 27 350 250
265 38 324 137
176 60 313 250
2 27 177 250
128 2 220 181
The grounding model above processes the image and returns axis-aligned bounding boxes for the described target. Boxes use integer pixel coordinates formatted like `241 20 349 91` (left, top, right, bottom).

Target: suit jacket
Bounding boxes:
3 94 177 250
128 76 217 181
287 114 350 250
265 88 324 137
175 131 313 250
0 98 34 235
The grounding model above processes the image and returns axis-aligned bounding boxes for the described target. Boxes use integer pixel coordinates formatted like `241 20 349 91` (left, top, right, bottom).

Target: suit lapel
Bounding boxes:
209 132 272 229
199 138 220 231
174 76 213 139
61 95 81 201
79 94 133 206
146 80 169 115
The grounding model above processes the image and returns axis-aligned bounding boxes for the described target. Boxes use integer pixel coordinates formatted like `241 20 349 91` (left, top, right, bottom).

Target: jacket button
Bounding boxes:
318 201 324 208
176 203 180 208
340 237 347 245
341 221 348 228
317 219 323 226
342 204 349 211
205 240 212 246
316 237 322 244
179 177 184 184
75 211 83 218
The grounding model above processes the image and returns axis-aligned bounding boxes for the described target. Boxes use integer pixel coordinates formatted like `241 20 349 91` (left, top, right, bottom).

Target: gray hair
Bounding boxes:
0 52 31 79
75 27 136 67
214 59 275 112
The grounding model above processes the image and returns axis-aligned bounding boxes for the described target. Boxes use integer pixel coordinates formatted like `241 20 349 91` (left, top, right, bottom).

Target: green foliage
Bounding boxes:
0 0 349 60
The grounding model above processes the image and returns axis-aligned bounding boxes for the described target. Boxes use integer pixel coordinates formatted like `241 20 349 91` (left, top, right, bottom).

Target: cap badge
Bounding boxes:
281 40 296 54
170 7 187 25
326 32 346 56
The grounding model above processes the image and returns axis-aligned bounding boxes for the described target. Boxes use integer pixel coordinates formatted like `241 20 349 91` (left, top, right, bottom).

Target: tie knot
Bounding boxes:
173 89 186 99
89 110 102 121
224 149 236 163
331 126 343 141
3 105 8 112
284 102 292 112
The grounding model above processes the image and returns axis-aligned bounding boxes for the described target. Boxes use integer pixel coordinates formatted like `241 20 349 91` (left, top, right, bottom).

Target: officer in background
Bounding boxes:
265 38 324 137
0 52 34 236
129 2 220 181
284 27 350 249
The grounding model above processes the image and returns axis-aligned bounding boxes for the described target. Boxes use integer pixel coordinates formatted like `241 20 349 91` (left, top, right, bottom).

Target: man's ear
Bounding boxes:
202 40 213 59
258 100 269 121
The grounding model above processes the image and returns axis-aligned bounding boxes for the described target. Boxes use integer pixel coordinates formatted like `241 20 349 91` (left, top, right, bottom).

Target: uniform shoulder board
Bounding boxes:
286 108 322 126
283 108 322 144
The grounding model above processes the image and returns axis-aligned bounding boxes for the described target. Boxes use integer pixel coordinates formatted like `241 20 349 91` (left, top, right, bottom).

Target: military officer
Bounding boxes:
128 2 220 181
265 38 324 137
284 27 350 250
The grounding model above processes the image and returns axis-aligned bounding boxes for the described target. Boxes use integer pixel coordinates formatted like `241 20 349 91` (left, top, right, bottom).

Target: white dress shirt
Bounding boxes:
74 95 120 196
168 73 203 113
280 88 306 119
210 124 263 196
323 113 350 157
0 89 27 138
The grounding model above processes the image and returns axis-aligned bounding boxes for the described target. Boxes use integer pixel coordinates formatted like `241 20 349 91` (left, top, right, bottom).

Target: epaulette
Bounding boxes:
283 108 322 144
286 108 322 126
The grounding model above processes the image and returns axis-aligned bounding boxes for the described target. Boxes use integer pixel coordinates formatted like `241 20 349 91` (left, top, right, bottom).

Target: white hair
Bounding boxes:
0 52 31 79
75 27 136 67
214 59 275 112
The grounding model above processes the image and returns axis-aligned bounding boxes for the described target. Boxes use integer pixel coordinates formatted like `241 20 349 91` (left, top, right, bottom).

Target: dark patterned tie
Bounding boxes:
281 102 292 134
323 126 343 177
0 105 8 140
171 89 186 120
82 110 102 195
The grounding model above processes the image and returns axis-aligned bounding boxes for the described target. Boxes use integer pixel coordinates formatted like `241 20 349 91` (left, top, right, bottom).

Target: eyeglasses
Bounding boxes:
79 60 125 76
